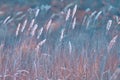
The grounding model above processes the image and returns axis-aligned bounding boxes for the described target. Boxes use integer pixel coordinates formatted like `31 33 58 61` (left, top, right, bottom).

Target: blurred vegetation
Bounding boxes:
0 0 120 11
0 0 51 6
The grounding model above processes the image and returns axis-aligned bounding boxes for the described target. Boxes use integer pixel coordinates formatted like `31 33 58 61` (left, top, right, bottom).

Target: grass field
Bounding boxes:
0 0 120 80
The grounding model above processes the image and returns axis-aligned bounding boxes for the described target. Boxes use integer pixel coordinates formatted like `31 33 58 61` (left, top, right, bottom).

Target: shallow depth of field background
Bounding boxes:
0 0 120 80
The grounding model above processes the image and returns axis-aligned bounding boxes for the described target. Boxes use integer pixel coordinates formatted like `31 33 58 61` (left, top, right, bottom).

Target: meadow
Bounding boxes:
0 0 120 80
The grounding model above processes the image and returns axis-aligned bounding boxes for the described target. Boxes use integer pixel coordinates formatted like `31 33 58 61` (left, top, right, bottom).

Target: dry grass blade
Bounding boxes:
31 24 38 36
66 8 71 21
107 35 118 52
21 19 27 32
16 23 21 37
72 17 76 29
106 20 112 31
3 16 11 24
72 4 77 18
